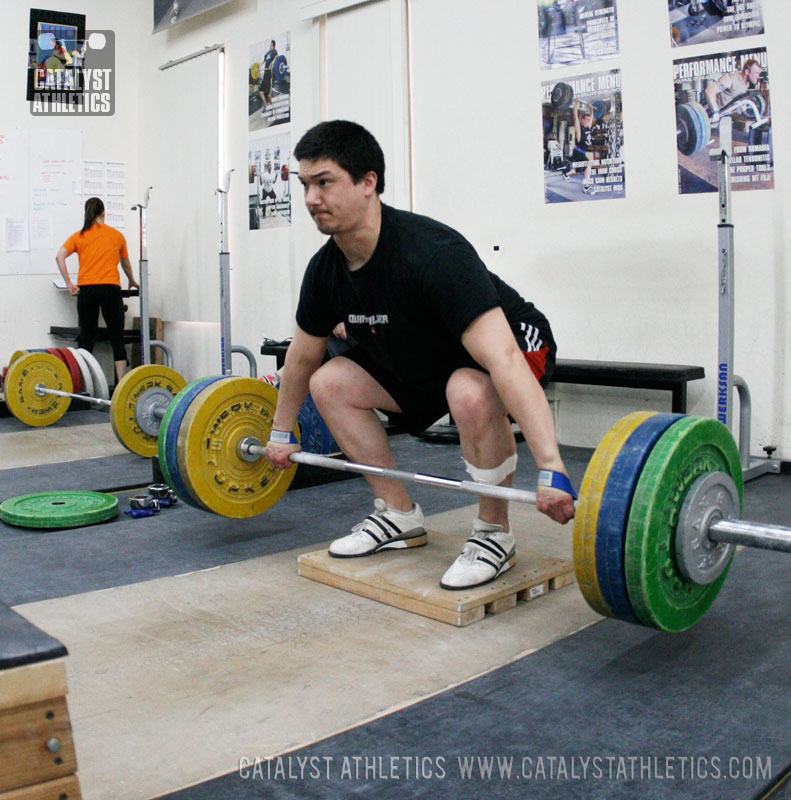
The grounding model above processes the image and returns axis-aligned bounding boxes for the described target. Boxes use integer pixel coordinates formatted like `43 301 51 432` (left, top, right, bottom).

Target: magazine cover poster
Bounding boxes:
669 0 764 48
538 0 619 71
248 32 290 132
542 69 624 203
674 47 771 194
248 133 291 230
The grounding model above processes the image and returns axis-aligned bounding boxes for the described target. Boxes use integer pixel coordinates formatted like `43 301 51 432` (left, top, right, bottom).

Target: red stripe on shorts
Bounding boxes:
522 346 548 382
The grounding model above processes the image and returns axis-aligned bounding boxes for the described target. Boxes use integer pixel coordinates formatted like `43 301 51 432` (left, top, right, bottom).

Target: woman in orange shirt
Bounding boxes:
56 197 139 388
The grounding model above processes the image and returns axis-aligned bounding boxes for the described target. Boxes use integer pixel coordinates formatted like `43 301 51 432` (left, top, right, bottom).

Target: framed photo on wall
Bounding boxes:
27 8 86 102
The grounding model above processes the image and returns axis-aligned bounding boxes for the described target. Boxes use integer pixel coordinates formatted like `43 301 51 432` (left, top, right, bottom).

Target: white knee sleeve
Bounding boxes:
463 453 518 486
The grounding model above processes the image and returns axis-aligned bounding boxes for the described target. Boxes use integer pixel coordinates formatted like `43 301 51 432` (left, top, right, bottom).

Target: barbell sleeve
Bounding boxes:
708 518 791 554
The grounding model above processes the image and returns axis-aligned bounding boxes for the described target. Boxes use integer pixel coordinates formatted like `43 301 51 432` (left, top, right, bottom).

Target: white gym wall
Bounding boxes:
0 0 788 459
0 0 142 383
408 0 789 455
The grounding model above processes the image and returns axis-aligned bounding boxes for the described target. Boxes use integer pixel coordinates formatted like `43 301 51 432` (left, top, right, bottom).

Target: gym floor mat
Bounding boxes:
155 544 791 800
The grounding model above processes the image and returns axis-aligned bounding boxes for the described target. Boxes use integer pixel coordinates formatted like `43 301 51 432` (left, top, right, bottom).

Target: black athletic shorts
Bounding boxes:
339 339 555 436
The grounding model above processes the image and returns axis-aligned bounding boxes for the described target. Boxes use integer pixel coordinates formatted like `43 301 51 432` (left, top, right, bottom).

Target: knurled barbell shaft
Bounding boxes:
36 385 111 409
708 518 791 554
241 439 791 554
240 440 539 506
293 450 541 505
34 384 167 418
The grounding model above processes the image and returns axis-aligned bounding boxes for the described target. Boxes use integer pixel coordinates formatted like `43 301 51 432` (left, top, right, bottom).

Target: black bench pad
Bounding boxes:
552 360 705 414
0 600 68 671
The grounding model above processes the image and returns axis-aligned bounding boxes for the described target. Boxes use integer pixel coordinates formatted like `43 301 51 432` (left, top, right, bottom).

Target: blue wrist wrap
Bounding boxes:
537 470 578 500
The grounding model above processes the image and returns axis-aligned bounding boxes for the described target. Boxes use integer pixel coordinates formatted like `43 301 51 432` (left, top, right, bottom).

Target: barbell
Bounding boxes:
156 376 790 633
677 94 768 156
3 351 186 458
2 352 338 460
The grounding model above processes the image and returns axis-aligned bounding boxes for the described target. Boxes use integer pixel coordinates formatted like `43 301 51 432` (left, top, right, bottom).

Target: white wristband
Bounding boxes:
268 429 298 445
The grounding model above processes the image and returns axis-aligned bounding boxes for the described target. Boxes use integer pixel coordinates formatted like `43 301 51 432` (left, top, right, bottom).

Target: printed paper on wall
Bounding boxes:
542 69 625 203
674 47 772 194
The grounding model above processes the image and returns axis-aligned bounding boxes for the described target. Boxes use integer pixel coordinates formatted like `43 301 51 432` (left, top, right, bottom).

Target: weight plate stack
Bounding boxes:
77 348 109 401
572 411 656 618
158 377 227 508
176 377 297 518
273 54 288 83
52 348 83 395
624 416 743 632
595 413 684 625
68 347 95 397
551 82 574 111
0 491 118 529
298 393 339 455
4 352 72 427
110 365 186 458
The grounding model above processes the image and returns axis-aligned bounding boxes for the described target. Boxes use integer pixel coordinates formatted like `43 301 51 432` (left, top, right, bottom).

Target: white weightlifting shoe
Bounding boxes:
440 519 516 590
328 498 427 558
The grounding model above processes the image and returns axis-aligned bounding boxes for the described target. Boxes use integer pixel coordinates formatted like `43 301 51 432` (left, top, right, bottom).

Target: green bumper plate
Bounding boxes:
624 416 743 632
0 491 119 529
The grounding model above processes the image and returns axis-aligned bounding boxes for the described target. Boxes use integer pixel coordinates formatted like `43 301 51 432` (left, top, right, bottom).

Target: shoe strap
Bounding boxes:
467 535 509 561
351 510 408 543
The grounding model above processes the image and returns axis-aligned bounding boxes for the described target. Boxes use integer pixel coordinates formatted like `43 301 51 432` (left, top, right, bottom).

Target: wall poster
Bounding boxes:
674 47 771 194
668 0 764 48
248 33 291 133
542 69 625 203
248 133 291 230
538 0 619 71
27 9 86 100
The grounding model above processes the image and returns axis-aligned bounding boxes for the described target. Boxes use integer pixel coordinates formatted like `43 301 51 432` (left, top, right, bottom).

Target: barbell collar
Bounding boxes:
238 437 541 506
708 518 791 554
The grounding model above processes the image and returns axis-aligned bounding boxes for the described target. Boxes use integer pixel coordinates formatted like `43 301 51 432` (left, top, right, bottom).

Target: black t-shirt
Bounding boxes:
296 204 554 385
263 49 278 70
577 125 595 151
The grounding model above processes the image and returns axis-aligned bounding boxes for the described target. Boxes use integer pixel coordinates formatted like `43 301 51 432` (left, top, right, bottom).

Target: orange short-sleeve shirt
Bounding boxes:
62 223 128 286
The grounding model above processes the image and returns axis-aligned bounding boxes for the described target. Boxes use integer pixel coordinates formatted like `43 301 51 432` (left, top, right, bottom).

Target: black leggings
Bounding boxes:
77 284 128 363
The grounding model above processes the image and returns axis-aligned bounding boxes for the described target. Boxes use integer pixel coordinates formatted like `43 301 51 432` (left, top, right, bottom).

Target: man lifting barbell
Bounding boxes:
259 161 278 218
264 120 575 591
563 98 597 194
258 40 278 118
704 58 763 125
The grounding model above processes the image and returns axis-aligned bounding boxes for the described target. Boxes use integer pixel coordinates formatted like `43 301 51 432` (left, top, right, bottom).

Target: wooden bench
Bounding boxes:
551 360 705 414
262 342 705 415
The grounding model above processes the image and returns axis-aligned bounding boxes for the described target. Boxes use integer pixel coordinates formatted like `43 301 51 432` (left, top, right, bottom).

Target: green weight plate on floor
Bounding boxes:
157 377 225 508
624 416 743 632
572 411 656 618
0 491 118 529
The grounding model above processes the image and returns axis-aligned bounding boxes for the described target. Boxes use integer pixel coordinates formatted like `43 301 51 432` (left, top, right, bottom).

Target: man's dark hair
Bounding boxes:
81 197 104 235
294 120 385 194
